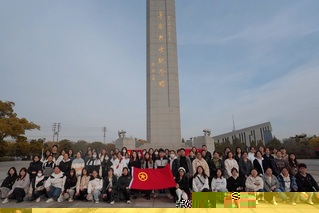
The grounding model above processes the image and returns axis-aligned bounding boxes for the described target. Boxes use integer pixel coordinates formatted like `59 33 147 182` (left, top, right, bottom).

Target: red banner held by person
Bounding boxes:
129 164 176 190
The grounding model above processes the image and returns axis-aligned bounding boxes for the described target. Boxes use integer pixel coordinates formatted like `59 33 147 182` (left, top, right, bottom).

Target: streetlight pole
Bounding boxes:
41 138 46 160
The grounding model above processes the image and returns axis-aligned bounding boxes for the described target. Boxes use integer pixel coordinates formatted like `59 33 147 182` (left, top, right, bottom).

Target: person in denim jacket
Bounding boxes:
277 167 298 205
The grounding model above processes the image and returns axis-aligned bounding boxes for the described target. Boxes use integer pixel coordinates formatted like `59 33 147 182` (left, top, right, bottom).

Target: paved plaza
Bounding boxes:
0 160 318 209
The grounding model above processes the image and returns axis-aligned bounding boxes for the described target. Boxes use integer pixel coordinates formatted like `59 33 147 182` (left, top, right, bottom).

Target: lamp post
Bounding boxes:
41 138 46 159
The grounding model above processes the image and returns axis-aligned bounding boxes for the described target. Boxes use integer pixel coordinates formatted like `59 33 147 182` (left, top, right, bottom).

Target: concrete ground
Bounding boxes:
0 160 318 209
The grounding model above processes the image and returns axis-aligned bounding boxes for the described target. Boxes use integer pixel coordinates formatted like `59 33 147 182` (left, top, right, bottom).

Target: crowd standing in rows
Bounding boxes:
1 144 319 206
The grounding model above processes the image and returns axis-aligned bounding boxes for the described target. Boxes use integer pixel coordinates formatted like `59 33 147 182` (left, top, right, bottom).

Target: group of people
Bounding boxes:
0 144 318 206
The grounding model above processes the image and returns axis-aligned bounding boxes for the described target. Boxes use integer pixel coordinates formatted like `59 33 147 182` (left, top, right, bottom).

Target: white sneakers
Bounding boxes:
256 200 258 205
69 198 74 202
2 198 9 204
95 200 99 204
291 202 296 206
36 197 41 203
127 200 131 204
46 198 54 203
110 201 115 205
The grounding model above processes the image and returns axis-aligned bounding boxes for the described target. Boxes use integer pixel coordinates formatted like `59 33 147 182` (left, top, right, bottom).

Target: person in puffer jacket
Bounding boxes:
102 168 118 205
71 152 85 177
44 166 66 203
28 169 46 202
277 167 298 205
2 168 30 204
118 167 132 204
63 168 77 202
246 169 264 192
28 155 43 182
87 170 103 204
245 169 264 204
42 155 55 179
59 153 72 175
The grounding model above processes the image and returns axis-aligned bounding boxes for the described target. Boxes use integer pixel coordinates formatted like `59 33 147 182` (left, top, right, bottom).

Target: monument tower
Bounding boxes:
146 0 181 149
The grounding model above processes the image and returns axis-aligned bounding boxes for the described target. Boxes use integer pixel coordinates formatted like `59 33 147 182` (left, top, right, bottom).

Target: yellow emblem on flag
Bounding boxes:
138 172 148 181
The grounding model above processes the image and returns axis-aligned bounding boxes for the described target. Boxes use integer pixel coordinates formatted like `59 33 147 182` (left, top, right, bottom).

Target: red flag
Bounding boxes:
129 164 176 190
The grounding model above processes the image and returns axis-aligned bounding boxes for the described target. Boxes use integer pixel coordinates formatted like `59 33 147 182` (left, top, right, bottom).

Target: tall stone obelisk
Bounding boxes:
146 0 182 149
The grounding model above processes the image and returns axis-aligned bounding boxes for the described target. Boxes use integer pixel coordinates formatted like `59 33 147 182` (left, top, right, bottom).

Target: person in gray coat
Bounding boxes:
238 151 253 179
2 168 30 204
262 167 281 205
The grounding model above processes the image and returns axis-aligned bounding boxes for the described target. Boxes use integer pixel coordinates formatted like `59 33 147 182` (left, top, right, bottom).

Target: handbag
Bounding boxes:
197 176 205 186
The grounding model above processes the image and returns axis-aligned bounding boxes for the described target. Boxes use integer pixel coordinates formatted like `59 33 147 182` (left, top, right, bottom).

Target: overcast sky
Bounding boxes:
1 0 319 143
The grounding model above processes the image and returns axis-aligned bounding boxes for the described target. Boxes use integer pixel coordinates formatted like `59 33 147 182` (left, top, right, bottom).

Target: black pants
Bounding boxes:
131 189 138 197
169 187 176 198
8 188 26 201
32 189 46 199
76 189 88 200
119 189 130 201
102 189 115 202
101 167 107 179
189 177 193 190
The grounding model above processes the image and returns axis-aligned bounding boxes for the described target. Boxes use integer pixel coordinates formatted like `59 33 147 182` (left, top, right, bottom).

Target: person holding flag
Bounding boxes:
118 167 132 204
129 162 176 197
153 148 170 198
141 152 154 200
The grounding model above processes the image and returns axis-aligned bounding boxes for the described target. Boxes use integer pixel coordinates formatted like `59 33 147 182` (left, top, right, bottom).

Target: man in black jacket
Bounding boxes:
202 145 212 160
172 148 193 179
295 163 319 205
262 147 274 169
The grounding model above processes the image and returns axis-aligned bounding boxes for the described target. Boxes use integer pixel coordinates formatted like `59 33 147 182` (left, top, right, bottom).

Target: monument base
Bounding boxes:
140 143 188 151
193 136 215 154
114 137 136 150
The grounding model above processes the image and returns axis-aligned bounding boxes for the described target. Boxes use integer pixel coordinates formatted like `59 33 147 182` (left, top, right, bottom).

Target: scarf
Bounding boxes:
108 176 113 188
281 173 290 192
116 158 122 169
213 158 221 169
257 158 264 174
35 175 44 185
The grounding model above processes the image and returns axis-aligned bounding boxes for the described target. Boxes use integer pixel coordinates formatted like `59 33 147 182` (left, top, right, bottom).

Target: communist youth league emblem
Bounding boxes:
138 172 148 181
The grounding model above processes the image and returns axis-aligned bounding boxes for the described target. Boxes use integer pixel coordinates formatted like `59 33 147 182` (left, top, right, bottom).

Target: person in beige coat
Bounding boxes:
245 169 264 204
192 152 210 177
75 168 90 200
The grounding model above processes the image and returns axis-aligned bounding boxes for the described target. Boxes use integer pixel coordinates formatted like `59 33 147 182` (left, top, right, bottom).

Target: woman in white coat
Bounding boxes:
224 152 239 179
211 169 228 192
192 166 210 192
87 170 103 204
